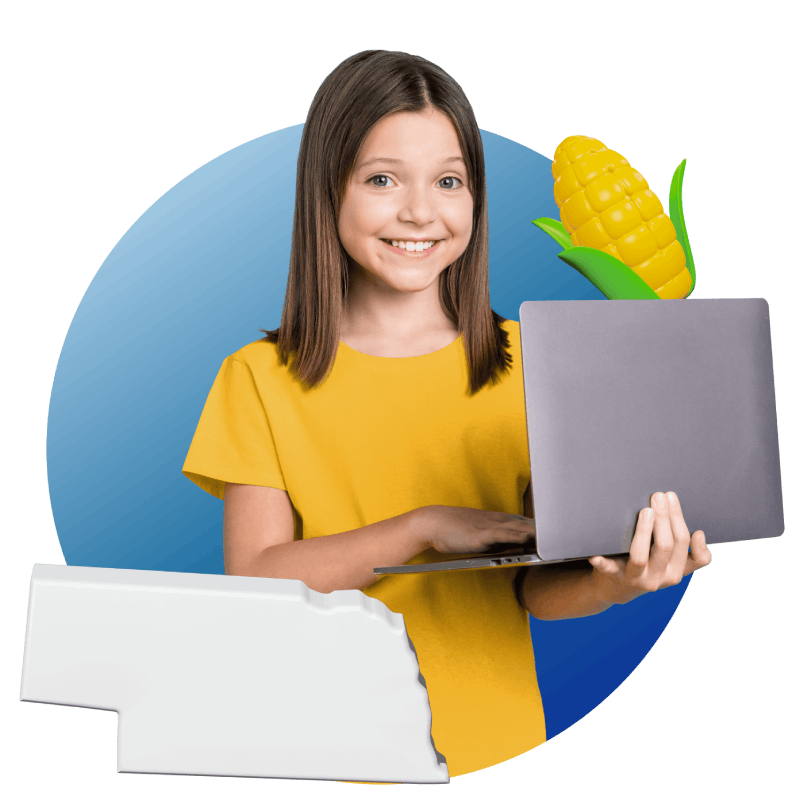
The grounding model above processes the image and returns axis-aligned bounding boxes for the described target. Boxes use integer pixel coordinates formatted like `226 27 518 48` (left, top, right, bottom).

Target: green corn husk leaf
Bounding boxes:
668 159 696 297
558 247 661 300
532 217 574 250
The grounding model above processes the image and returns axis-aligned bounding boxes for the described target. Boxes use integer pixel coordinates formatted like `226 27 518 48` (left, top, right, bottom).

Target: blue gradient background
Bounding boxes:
47 124 690 741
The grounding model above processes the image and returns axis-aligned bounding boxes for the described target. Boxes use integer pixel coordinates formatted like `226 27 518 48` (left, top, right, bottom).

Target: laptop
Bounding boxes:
374 299 784 575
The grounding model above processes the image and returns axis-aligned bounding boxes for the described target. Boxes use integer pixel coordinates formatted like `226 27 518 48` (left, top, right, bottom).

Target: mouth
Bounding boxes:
380 239 443 256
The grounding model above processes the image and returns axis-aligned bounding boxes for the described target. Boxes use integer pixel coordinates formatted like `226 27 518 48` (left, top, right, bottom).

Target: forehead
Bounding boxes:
355 108 465 169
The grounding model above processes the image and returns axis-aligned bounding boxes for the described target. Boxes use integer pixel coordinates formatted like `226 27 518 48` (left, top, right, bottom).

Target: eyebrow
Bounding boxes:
356 156 466 170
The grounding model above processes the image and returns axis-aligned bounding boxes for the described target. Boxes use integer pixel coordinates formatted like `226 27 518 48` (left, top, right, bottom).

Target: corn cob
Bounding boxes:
552 136 692 299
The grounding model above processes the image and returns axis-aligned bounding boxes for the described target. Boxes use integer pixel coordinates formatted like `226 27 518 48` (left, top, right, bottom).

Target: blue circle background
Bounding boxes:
47 124 690 741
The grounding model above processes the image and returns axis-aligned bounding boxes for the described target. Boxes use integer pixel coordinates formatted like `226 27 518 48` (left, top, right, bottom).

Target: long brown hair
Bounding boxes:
261 49 512 395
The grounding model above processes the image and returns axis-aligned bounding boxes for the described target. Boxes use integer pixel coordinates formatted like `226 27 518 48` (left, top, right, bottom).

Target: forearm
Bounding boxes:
240 508 430 594
519 561 613 621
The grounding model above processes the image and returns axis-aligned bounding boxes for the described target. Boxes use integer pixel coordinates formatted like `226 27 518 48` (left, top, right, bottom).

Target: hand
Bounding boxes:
415 505 536 555
588 491 712 606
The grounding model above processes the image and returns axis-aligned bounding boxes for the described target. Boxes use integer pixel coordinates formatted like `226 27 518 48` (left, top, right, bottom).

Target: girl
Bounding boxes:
182 49 711 778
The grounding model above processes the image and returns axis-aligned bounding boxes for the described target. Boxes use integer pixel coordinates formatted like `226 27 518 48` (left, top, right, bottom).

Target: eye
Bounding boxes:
367 175 461 189
369 174 394 188
439 175 461 189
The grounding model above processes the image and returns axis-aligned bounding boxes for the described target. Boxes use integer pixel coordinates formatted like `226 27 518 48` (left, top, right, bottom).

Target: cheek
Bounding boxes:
337 215 366 257
452 201 474 242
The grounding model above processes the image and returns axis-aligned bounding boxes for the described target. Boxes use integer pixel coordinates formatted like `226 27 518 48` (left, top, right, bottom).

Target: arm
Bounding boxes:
513 482 609 620
518 561 612 621
223 483 430 594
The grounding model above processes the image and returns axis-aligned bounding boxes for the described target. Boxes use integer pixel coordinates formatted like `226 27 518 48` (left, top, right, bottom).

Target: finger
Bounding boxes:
589 555 620 575
506 516 536 540
627 507 653 580
664 491 692 581
647 492 675 576
684 530 712 575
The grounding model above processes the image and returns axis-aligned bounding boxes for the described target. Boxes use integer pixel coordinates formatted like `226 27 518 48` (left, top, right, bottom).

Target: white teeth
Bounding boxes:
388 239 437 251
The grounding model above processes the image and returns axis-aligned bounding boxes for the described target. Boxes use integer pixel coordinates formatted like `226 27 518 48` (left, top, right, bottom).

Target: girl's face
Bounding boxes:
337 107 474 296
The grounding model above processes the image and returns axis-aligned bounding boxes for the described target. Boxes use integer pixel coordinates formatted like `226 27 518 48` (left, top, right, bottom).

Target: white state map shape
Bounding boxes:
21 564 449 783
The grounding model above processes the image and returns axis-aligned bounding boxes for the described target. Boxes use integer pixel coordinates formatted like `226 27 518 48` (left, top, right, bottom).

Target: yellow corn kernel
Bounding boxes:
552 136 692 298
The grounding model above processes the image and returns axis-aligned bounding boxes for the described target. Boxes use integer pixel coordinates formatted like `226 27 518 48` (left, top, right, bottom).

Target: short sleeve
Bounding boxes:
182 356 287 500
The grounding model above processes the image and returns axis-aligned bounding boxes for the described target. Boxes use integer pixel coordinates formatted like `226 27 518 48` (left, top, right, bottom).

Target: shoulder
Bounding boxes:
499 317 521 349
208 339 292 392
226 338 283 372
500 317 520 336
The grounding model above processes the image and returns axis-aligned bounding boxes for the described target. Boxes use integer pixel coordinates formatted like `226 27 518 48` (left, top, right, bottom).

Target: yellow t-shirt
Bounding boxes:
182 318 546 777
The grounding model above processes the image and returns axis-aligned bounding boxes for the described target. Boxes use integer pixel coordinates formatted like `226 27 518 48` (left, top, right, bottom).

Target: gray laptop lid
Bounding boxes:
374 297 784 576
521 298 784 562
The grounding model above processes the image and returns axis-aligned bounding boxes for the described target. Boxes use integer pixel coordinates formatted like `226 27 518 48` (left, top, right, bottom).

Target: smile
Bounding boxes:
381 239 442 256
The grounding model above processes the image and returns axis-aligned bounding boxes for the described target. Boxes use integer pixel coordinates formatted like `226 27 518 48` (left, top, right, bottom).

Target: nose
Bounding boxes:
398 182 437 228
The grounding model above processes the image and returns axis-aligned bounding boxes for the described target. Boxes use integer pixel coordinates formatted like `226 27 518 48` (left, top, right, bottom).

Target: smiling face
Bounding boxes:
337 107 474 297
